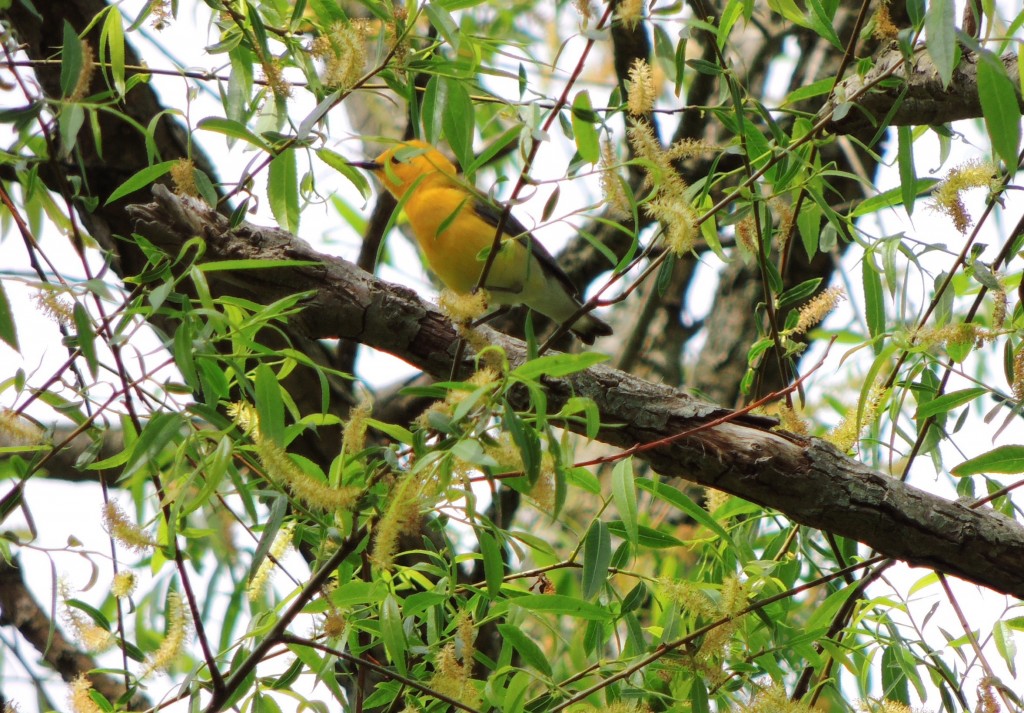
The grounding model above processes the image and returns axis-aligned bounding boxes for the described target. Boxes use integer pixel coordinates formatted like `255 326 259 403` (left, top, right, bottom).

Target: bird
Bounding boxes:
348 140 612 344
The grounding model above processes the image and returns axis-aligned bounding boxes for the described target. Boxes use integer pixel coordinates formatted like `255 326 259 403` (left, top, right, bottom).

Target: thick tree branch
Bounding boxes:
128 186 1024 599
825 46 1023 136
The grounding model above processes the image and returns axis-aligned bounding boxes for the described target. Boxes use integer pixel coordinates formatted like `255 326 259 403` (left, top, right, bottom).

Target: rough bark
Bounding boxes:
128 185 1024 599
825 46 1024 136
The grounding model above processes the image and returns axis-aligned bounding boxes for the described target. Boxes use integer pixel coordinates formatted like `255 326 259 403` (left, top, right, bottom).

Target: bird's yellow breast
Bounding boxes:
402 186 538 300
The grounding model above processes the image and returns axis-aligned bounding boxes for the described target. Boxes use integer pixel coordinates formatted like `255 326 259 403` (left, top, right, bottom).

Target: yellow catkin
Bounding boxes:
872 0 899 39
170 158 198 198
68 41 95 101
627 122 707 256
248 522 296 602
150 0 172 30
256 440 359 512
342 390 374 456
1013 346 1024 401
827 379 888 453
627 59 655 116
573 0 594 26
371 473 422 569
616 0 644 29
60 581 114 653
438 288 490 324
456 612 476 665
111 571 137 599
739 685 813 713
262 58 292 100
102 501 157 552
34 290 74 326
977 678 999 713
0 409 43 445
140 591 190 677
69 674 104 713
599 140 630 218
791 286 845 335
991 288 1007 332
931 160 999 234
312 21 368 90
428 643 480 708
704 487 730 515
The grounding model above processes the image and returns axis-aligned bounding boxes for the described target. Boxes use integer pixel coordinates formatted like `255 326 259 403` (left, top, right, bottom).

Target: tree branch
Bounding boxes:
128 185 1024 599
825 45 1023 136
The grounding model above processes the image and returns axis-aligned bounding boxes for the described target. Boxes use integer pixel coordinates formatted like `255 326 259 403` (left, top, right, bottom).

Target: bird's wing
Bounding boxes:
470 198 583 300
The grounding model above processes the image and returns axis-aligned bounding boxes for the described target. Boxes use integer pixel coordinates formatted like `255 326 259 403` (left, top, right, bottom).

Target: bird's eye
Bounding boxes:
388 155 400 165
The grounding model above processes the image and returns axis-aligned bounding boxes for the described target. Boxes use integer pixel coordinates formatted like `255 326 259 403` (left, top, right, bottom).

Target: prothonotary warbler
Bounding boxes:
349 141 613 344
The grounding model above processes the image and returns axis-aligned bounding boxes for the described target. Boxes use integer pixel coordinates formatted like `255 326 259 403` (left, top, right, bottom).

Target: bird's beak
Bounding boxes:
346 160 382 171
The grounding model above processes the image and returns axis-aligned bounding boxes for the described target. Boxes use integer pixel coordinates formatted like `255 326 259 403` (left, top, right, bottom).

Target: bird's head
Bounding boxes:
349 140 458 199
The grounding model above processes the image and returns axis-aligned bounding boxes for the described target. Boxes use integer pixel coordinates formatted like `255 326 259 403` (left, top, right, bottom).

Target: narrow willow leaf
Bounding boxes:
441 78 474 171
571 91 600 163
612 457 638 545
897 126 917 215
916 388 985 420
862 258 885 352
978 51 1022 168
60 22 84 97
581 520 611 600
268 148 299 234
478 528 504 597
496 624 552 676
925 0 956 87
380 594 407 674
952 444 1024 476
0 282 19 351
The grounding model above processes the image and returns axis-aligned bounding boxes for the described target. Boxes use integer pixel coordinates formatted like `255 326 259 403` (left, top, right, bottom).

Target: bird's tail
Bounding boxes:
570 313 613 345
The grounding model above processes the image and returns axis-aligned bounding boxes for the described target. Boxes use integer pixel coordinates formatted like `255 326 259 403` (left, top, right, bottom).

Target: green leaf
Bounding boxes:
104 160 177 205
478 528 504 597
496 624 552 676
317 148 371 200
782 77 835 106
881 645 910 704
571 91 600 163
60 22 84 98
612 457 638 545
581 520 611 600
636 478 738 549
994 620 1017 678
120 412 184 482
197 117 270 151
254 363 284 445
441 78 474 171
269 148 299 234
897 125 917 215
691 677 711 713
0 281 19 351
925 0 956 87
380 594 407 674
862 257 886 352
100 8 126 96
915 388 985 420
607 521 684 548
511 352 608 380
72 302 98 378
952 444 1024 477
777 278 823 310
512 594 611 620
978 51 1022 168
851 179 939 217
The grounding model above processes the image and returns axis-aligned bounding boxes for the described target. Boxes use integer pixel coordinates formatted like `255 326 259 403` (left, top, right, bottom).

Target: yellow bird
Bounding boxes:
349 141 612 344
